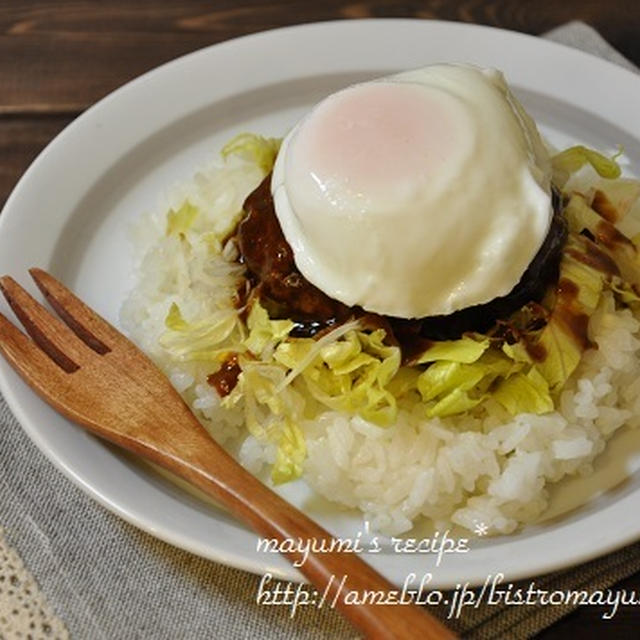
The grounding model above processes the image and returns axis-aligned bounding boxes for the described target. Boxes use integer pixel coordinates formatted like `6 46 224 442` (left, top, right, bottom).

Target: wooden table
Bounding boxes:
2 2 640 638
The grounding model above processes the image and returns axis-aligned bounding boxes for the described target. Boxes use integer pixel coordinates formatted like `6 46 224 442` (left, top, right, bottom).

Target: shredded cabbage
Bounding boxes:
166 200 199 237
223 359 306 484
164 302 190 331
592 180 640 220
493 367 554 415
415 335 490 364
243 301 295 359
274 328 401 426
272 420 307 484
160 303 240 361
565 193 640 287
552 145 622 185
610 277 640 307
221 133 281 175
528 235 604 392
276 320 361 391
417 349 519 418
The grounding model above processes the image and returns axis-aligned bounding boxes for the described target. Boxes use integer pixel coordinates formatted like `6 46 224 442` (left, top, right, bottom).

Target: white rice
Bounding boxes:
121 156 640 537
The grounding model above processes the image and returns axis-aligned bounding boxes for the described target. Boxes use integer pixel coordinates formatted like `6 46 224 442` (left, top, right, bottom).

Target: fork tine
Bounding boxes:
0 312 69 390
29 269 175 396
0 276 95 372
29 269 112 355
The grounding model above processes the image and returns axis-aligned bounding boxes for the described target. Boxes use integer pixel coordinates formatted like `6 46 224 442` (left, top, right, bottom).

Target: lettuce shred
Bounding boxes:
531 235 605 391
272 421 307 484
591 180 640 220
223 358 306 484
159 303 240 361
274 328 401 426
221 133 281 175
610 278 640 308
166 201 199 236
565 193 640 287
493 367 554 415
243 301 295 359
416 335 490 364
552 145 622 186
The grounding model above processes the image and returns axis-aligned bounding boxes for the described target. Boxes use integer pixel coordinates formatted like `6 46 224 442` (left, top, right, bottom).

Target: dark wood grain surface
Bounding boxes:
2 2 640 638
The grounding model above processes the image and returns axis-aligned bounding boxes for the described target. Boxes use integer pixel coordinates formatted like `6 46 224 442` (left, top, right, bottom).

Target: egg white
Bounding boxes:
271 64 552 319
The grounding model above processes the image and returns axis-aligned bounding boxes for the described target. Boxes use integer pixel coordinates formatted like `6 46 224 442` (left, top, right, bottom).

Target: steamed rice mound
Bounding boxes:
121 150 640 537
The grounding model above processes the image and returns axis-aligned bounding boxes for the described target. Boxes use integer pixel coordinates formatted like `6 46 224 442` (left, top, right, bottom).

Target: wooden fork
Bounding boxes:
0 269 455 640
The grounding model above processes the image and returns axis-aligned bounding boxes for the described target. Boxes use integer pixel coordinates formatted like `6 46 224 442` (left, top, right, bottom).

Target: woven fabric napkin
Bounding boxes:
1 20 639 640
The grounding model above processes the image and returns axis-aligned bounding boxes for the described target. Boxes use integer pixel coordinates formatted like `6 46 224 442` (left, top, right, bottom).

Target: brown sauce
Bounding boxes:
595 220 636 252
207 353 241 397
557 277 579 300
235 176 352 331
566 239 620 277
523 270 593 361
591 190 619 223
525 340 548 362
234 175 568 360
555 307 592 350
554 269 594 351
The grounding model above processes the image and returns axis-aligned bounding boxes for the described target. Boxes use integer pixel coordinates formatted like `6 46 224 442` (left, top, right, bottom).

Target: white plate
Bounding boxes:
2 19 640 589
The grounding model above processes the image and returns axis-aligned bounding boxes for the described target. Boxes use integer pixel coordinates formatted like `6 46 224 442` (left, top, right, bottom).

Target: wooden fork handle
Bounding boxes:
163 438 456 640
0 268 453 638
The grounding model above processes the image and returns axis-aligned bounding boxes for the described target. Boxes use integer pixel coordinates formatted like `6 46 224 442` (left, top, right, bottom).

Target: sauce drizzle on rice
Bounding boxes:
207 353 241 397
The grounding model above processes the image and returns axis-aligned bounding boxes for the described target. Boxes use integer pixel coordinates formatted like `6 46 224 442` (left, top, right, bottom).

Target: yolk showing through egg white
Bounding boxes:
290 81 470 214
271 64 553 319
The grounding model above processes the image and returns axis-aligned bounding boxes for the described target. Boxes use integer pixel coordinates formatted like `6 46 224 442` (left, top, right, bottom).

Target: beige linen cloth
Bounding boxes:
1 20 639 640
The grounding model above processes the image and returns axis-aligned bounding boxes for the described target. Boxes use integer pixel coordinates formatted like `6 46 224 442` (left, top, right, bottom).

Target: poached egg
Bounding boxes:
271 64 552 319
